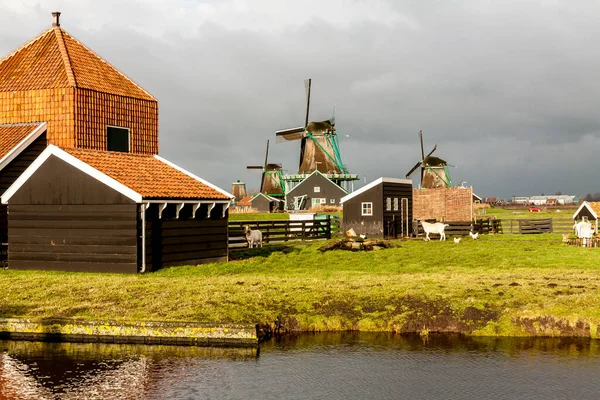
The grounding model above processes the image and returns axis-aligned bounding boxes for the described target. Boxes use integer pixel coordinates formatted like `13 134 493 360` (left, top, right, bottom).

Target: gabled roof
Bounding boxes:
0 24 155 100
2 145 232 203
236 195 253 207
286 170 349 197
0 123 46 170
573 201 600 220
340 177 412 204
252 192 283 203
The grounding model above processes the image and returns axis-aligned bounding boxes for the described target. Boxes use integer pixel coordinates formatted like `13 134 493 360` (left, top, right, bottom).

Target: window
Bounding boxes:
311 198 326 207
314 186 321 193
107 126 130 152
320 198 326 205
386 198 392 211
393 198 399 211
361 202 373 216
330 199 336 204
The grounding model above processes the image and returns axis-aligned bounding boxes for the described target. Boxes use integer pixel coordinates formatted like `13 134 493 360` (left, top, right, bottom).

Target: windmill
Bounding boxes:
246 140 285 196
406 130 453 189
275 79 348 175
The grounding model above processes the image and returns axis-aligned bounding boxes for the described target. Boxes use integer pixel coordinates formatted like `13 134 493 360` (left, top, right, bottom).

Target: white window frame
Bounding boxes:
330 198 336 204
361 202 373 216
107 125 131 152
393 198 399 211
386 197 392 211
320 198 326 205
314 186 321 193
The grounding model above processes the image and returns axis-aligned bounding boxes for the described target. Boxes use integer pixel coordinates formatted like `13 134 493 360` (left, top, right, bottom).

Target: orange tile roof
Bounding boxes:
587 202 600 217
0 26 155 100
62 148 229 200
0 123 41 160
236 195 253 207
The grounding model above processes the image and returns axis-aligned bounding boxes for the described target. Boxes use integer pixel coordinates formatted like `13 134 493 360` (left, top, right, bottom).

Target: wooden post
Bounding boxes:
326 215 331 239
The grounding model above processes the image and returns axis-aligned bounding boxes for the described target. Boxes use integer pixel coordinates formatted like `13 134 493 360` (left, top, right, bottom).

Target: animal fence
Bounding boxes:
496 218 575 234
229 217 340 248
413 218 496 238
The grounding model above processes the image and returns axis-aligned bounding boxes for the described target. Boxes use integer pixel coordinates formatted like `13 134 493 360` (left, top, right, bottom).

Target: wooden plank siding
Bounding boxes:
0 132 47 264
382 182 413 238
144 205 228 271
8 204 138 273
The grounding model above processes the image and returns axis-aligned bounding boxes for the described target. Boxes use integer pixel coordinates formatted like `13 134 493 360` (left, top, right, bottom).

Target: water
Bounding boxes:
2 333 600 399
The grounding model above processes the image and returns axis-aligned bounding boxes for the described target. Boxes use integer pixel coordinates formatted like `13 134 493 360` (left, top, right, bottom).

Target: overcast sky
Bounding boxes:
1 0 599 199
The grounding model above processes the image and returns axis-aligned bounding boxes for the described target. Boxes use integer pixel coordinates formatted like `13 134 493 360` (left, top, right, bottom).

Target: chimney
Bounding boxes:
52 12 61 27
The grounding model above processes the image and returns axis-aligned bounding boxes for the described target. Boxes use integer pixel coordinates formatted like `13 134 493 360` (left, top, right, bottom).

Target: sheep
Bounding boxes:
244 225 263 248
421 221 449 241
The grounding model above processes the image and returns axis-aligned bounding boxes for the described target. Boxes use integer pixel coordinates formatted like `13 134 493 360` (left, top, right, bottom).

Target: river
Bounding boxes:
1 333 600 399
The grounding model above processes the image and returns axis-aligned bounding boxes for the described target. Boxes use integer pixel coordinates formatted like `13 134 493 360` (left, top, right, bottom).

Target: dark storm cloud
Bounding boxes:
1 1 600 198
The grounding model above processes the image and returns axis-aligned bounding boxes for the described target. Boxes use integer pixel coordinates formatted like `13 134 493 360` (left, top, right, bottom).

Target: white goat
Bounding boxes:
244 225 263 248
421 221 449 241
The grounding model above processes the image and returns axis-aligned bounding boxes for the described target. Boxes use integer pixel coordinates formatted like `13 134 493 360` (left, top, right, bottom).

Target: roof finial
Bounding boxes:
52 11 61 27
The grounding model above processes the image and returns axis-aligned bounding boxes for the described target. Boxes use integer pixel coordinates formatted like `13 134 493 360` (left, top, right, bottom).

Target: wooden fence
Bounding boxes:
496 218 574 234
414 218 495 238
229 217 340 248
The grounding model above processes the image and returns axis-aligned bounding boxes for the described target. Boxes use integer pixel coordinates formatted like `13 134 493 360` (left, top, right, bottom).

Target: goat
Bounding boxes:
421 221 449 241
244 225 263 248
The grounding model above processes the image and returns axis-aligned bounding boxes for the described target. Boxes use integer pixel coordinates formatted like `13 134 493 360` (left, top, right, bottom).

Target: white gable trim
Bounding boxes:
154 155 234 199
0 122 47 172
286 170 348 197
573 201 598 220
340 177 412 204
1 145 142 204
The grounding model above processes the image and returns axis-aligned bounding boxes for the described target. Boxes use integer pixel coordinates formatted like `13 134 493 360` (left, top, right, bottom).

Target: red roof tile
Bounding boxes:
62 148 229 200
0 124 41 160
0 26 155 100
236 195 253 207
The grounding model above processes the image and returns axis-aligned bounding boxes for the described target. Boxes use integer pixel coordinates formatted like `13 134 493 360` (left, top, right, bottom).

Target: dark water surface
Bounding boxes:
1 333 600 399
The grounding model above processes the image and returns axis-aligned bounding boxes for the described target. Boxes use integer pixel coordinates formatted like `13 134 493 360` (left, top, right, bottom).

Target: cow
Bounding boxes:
421 221 449 241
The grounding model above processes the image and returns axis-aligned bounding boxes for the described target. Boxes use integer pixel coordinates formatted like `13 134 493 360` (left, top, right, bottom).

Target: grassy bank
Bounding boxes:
1 234 599 337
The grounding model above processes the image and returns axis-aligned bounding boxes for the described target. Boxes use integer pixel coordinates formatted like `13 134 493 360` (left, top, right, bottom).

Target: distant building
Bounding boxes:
511 195 578 205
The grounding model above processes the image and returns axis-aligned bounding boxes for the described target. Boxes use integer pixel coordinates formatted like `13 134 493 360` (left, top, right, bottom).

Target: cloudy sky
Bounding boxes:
1 0 599 199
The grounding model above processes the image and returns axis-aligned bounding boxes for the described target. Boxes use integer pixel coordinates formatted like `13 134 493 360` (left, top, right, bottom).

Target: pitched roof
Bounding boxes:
573 201 600 220
236 195 253 207
340 177 411 204
0 25 155 100
2 146 232 203
0 123 45 163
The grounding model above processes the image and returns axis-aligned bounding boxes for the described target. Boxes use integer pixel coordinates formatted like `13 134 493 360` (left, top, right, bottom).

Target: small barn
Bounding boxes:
1 145 232 273
340 177 413 238
572 201 600 234
285 170 348 211
235 195 253 212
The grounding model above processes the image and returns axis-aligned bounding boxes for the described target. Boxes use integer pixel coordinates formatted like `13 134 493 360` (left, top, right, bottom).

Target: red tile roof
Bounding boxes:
0 26 155 100
62 148 229 200
0 124 41 160
236 195 253 207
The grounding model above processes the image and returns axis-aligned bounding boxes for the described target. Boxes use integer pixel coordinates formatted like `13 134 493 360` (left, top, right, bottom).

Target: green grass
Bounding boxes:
1 234 599 337
478 206 576 220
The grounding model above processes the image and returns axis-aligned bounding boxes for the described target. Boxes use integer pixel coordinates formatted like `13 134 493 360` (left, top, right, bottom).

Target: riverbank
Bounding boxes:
1 234 599 338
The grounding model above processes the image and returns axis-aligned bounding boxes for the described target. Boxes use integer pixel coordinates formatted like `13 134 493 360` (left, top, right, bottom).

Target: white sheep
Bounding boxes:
244 225 263 248
421 221 449 241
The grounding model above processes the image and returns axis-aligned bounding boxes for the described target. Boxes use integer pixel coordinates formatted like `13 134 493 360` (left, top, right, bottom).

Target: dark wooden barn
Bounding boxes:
285 170 347 210
251 193 283 213
340 177 413 238
1 146 232 273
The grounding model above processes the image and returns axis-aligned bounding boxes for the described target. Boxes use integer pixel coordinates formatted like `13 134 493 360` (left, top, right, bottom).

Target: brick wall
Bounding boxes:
413 187 473 222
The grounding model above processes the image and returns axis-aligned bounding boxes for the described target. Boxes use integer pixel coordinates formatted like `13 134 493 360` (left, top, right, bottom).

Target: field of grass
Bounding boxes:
1 233 599 337
477 206 576 220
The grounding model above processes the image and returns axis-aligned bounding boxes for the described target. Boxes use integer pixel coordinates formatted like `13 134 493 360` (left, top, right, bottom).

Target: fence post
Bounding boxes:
326 215 331 239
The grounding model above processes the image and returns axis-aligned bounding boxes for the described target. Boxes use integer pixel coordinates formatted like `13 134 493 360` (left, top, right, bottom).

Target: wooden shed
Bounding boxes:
340 177 413 238
1 145 232 273
285 170 347 211
572 201 600 234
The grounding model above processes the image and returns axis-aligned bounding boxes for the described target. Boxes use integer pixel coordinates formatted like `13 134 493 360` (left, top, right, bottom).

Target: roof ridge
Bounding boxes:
53 27 77 87
60 29 156 100
0 27 54 67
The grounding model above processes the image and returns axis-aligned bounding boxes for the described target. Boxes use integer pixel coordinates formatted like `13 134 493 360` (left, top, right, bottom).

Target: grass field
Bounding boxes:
1 233 599 337
477 206 577 220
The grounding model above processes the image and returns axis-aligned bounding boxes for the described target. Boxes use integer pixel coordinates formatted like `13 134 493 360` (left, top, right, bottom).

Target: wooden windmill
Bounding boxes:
275 79 348 175
406 130 453 189
247 140 285 196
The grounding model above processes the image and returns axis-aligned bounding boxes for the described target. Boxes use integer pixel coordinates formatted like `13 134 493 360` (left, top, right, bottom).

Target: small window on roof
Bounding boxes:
107 126 130 152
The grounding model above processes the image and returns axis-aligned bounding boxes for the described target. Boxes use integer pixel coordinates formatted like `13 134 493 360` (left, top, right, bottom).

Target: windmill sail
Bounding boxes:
247 140 285 196
406 131 452 189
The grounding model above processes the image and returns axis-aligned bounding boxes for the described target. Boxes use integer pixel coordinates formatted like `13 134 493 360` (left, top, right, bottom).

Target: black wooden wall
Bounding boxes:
382 182 413 238
144 203 228 271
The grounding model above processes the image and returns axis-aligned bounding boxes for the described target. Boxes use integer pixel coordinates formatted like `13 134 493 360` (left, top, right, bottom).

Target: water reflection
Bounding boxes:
1 334 600 400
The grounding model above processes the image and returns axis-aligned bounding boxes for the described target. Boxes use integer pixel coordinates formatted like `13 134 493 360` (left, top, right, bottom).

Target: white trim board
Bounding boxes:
1 145 143 204
573 201 599 220
154 155 234 200
0 122 47 172
340 177 412 204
